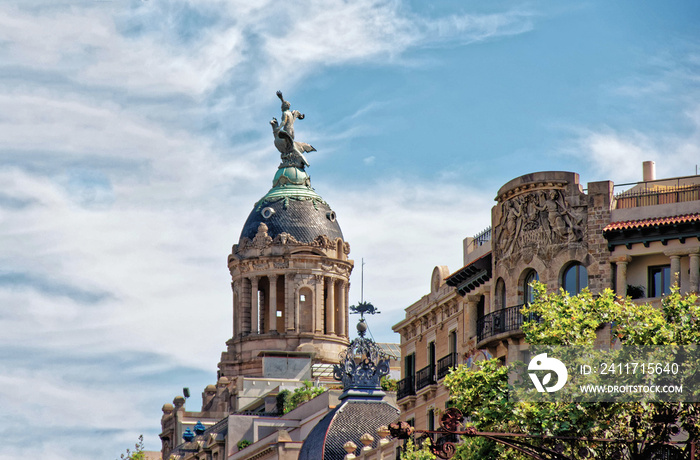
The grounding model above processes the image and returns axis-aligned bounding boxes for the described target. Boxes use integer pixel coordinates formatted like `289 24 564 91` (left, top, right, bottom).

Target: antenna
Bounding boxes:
361 258 365 302
350 257 380 320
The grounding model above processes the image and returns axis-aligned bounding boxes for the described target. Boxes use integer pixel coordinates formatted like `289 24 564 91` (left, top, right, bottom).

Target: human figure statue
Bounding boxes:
270 91 316 169
498 199 522 258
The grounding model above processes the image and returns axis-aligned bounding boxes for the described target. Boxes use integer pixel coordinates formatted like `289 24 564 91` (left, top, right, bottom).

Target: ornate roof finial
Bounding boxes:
333 318 390 399
270 91 316 170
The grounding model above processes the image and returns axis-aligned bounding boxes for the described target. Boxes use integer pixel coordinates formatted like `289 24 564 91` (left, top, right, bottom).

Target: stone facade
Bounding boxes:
393 164 700 431
221 221 353 378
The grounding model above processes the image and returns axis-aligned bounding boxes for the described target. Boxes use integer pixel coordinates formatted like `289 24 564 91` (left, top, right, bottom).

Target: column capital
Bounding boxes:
610 255 632 264
665 247 700 257
464 294 481 304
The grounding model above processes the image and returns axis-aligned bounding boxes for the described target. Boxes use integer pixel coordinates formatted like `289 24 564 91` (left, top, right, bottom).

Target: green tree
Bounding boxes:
118 435 146 460
381 376 398 392
443 283 700 460
278 381 326 414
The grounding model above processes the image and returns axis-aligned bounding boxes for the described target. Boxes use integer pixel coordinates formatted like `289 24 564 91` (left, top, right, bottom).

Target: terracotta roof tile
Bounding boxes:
603 213 700 232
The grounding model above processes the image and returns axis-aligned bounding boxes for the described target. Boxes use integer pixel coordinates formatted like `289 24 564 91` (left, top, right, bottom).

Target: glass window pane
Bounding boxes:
662 266 670 295
578 265 588 292
525 271 539 303
564 266 576 294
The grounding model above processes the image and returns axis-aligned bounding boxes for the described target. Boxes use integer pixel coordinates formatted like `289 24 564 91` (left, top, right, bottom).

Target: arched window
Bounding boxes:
495 278 506 310
524 270 539 305
563 263 588 295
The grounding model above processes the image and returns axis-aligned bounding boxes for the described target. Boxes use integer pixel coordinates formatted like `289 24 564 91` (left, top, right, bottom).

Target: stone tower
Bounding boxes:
218 92 353 378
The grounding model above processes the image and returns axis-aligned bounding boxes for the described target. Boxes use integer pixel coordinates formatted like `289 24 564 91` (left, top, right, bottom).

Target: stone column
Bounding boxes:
250 276 259 334
326 277 336 335
670 255 681 288
231 281 237 337
268 275 278 333
337 280 346 338
611 255 632 297
345 282 351 337
689 252 700 294
314 275 324 333
285 274 294 332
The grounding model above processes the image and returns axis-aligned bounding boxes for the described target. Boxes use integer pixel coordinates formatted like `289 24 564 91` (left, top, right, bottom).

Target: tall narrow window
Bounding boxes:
449 330 457 355
649 265 671 297
563 263 588 295
427 408 435 431
405 353 415 381
524 270 539 304
495 278 506 310
429 341 436 374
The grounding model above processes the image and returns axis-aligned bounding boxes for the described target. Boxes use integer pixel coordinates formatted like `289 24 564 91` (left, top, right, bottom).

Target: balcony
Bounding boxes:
397 376 415 400
436 353 458 380
476 304 539 344
615 183 700 209
415 364 436 391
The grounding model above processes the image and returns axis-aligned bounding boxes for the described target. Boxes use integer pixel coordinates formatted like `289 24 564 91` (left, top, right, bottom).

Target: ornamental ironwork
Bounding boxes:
388 408 696 460
333 319 390 390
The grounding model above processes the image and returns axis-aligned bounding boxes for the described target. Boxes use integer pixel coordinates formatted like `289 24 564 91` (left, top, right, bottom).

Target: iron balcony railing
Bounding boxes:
436 353 458 380
615 183 700 209
467 226 492 252
416 364 436 391
397 376 415 400
476 304 539 343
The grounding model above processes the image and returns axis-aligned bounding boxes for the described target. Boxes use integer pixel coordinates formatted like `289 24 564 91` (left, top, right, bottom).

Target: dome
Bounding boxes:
298 399 399 460
239 165 344 244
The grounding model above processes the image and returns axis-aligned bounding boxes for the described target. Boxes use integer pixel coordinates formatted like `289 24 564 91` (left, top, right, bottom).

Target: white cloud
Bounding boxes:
575 108 700 183
0 1 537 457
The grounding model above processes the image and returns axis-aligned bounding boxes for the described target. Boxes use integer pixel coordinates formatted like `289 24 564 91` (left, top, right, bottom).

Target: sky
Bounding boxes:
0 0 698 458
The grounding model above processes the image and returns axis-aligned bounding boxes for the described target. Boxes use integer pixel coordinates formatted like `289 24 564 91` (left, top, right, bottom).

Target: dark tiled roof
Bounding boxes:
240 198 344 244
298 399 399 460
603 213 700 232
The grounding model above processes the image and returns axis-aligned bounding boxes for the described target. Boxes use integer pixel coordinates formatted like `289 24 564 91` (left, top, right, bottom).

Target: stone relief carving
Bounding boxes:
272 232 301 246
495 189 586 265
312 234 334 249
236 228 344 255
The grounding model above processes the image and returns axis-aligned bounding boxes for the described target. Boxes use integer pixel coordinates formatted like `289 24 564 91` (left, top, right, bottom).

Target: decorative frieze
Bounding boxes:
494 188 588 267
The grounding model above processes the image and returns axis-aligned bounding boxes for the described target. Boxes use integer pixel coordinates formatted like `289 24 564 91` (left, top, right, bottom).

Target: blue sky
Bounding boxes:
0 1 698 458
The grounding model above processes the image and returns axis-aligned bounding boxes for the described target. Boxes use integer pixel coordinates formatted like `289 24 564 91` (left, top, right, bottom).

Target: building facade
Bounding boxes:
393 163 700 429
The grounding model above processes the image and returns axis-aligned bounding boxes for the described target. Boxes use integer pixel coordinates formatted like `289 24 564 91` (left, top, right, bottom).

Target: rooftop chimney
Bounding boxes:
643 161 656 182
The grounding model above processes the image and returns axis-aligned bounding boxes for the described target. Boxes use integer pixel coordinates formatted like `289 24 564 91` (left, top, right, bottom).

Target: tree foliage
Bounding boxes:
277 380 326 414
443 283 700 460
118 435 146 460
381 376 398 392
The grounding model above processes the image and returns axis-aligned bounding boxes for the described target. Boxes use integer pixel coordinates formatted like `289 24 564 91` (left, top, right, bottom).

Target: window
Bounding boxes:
495 279 506 310
448 330 457 355
405 353 415 380
524 270 539 304
649 265 671 297
427 408 435 431
428 341 436 373
563 263 588 295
